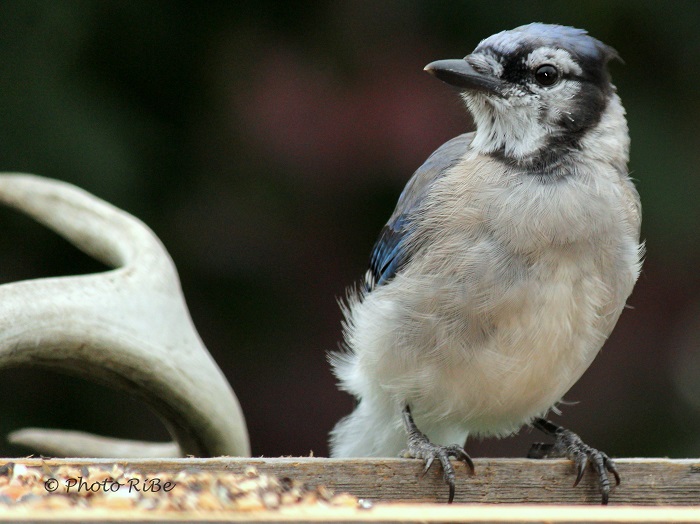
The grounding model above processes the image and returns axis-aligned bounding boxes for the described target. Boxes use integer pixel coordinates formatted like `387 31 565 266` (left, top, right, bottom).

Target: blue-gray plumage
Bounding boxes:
366 134 472 291
330 23 642 505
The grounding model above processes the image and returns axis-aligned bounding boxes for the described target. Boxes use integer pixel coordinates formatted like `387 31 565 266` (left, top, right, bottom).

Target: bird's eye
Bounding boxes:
534 64 559 86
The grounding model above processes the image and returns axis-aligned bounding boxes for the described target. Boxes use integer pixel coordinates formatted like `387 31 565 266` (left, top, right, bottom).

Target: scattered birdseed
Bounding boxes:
0 462 360 513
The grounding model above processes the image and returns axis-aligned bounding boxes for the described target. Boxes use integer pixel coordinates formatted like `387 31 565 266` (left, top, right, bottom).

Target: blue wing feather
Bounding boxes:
365 132 474 291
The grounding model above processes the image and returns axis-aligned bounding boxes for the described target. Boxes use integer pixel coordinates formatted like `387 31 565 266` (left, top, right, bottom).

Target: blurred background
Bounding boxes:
0 0 698 460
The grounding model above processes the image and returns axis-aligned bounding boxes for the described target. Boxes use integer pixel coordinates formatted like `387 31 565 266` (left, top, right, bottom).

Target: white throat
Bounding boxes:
463 92 549 159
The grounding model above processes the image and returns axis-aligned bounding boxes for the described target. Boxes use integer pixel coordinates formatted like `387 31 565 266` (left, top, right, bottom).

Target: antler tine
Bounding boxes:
0 174 250 458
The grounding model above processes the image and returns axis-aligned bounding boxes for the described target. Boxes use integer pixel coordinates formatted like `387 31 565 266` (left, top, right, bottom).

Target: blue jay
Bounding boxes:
330 23 642 504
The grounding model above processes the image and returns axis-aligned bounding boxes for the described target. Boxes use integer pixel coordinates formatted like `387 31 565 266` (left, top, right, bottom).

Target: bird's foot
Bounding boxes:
529 418 620 505
401 405 474 503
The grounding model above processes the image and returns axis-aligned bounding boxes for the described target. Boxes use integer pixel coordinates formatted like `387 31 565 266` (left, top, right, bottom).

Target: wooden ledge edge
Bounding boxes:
0 504 698 523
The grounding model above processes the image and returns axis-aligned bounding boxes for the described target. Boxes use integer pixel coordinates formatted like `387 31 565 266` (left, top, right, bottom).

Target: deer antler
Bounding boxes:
0 174 250 458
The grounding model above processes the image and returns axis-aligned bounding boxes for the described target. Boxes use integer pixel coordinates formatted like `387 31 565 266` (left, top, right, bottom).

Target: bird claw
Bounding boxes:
531 419 620 505
558 429 620 504
573 454 588 487
402 406 474 503
408 440 473 503
422 456 435 476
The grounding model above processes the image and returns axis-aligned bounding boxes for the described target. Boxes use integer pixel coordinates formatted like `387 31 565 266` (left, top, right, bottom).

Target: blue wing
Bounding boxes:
365 132 474 291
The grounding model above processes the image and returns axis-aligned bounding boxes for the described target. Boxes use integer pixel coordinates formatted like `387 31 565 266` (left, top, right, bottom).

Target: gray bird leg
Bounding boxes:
401 405 474 503
529 418 620 504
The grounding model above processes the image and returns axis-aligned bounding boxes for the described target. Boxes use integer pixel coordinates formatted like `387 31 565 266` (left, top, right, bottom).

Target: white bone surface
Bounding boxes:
0 174 250 458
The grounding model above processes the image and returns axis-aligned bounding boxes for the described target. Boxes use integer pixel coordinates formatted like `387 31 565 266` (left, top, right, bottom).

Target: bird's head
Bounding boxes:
426 24 625 171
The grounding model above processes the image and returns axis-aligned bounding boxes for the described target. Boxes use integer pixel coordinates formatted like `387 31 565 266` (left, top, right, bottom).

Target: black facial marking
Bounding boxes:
477 37 615 173
496 48 530 87
483 41 613 96
558 82 608 133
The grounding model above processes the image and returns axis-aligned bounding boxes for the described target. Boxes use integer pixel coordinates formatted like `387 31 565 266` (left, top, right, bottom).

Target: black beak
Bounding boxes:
424 58 504 96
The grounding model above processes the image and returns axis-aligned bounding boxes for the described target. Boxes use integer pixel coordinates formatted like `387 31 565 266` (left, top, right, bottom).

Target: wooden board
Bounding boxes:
4 457 699 505
0 457 699 522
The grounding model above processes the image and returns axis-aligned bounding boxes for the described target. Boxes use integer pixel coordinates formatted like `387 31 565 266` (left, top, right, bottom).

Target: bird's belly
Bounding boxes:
386 253 617 438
